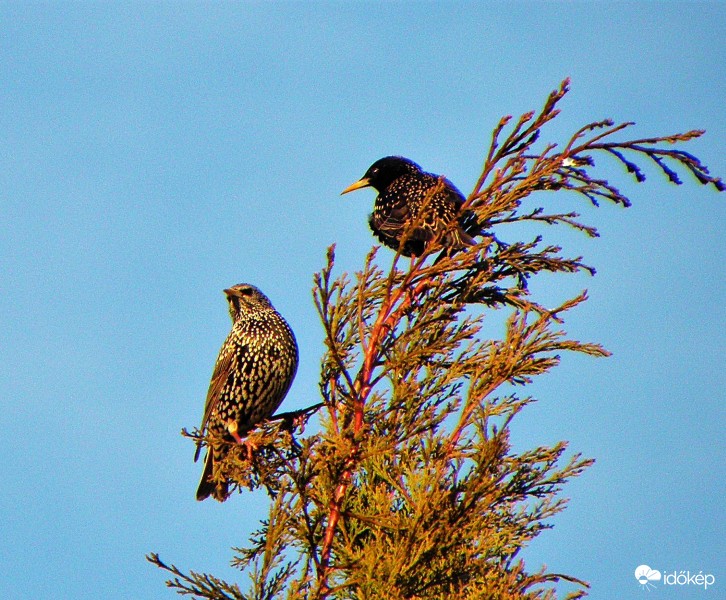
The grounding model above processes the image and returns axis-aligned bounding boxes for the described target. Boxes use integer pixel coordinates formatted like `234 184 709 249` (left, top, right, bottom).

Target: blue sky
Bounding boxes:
1 2 723 599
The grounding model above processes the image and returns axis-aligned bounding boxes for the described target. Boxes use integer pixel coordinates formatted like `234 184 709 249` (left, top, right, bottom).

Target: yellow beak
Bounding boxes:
341 178 372 195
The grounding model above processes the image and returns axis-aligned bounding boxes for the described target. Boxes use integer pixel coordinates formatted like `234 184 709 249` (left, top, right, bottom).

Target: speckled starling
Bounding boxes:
341 156 479 257
195 284 298 502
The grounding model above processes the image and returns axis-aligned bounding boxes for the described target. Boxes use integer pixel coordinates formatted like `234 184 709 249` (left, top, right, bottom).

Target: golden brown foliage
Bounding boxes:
149 80 722 599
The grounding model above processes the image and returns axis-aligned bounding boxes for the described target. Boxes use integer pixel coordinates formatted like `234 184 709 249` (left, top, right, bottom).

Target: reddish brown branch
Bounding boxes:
315 266 435 598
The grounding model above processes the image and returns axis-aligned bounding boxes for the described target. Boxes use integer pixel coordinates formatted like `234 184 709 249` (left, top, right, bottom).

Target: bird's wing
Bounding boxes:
442 178 482 239
200 348 233 433
444 178 467 204
372 201 410 235
194 346 234 461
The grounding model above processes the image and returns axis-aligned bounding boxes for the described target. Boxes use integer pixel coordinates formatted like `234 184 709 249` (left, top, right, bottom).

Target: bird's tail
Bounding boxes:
454 228 478 248
434 215 484 264
195 450 228 501
459 208 484 240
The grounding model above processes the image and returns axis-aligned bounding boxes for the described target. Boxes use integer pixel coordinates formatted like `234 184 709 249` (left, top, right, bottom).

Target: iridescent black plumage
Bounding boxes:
341 156 479 256
195 284 298 502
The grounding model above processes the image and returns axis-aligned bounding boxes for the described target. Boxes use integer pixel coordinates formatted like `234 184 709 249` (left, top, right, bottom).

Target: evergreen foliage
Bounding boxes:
148 80 722 599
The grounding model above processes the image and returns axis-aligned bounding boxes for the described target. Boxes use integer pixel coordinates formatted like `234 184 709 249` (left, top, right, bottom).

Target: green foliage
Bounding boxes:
149 80 722 599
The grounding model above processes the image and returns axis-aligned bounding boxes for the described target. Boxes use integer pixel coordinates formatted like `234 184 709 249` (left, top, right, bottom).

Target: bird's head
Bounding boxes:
224 283 273 321
341 156 422 195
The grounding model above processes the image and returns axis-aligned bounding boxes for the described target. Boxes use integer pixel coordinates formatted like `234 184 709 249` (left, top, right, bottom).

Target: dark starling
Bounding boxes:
195 283 298 502
341 155 479 257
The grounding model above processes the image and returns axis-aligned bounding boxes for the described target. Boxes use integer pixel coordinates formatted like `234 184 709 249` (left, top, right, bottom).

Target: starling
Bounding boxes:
195 284 298 502
341 155 479 257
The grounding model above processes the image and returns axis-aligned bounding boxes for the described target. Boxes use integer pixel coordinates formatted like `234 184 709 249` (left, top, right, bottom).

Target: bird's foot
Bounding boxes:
241 439 259 460
226 420 258 460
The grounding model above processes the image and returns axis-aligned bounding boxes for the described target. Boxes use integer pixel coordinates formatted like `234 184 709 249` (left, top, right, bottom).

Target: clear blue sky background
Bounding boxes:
1 2 723 599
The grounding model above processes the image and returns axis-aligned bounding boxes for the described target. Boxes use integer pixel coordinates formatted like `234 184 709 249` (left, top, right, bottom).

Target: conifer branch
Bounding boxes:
150 80 722 599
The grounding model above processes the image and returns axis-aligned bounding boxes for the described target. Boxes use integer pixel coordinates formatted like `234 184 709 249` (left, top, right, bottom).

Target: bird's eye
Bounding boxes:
239 288 253 296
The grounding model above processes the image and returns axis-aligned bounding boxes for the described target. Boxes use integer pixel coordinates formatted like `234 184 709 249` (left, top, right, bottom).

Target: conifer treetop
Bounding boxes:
149 80 722 600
